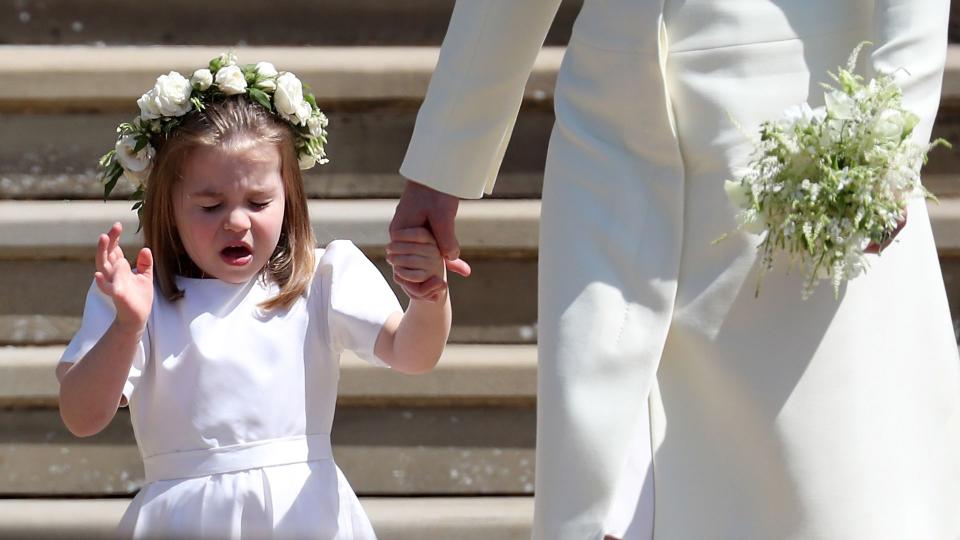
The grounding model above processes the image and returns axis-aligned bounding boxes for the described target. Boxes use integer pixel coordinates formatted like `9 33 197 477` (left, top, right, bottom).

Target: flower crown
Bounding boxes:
99 52 329 213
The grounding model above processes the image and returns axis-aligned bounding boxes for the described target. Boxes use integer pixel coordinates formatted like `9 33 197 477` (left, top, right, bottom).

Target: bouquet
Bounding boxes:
723 43 948 299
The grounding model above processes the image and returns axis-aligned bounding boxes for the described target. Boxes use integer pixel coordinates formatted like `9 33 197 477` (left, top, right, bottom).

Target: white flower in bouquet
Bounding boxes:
274 72 312 126
722 43 949 299
298 152 317 170
114 134 154 179
191 68 213 91
137 71 193 119
215 65 248 95
254 62 279 92
307 111 328 138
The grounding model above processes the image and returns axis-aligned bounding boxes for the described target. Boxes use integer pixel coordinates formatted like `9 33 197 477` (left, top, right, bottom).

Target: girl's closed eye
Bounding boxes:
250 200 272 210
200 203 222 212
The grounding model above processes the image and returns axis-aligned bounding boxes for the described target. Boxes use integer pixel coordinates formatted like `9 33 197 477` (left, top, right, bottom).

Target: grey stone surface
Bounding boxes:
0 108 552 199
0 407 535 496
0 344 537 406
0 497 534 540
1 0 581 46
0 256 537 345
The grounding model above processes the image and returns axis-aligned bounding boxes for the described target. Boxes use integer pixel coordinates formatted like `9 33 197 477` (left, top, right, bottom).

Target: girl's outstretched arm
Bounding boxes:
375 227 452 374
57 222 154 437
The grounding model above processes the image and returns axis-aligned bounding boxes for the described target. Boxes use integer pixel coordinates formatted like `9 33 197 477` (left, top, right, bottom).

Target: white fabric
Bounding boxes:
59 240 402 539
401 0 960 539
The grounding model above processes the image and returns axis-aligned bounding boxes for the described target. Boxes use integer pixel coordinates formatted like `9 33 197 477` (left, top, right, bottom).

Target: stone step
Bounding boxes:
0 45 558 200
0 46 563 111
3 45 960 200
0 345 536 496
2 0 582 47
0 199 539 345
5 199 960 346
0 497 533 540
4 44 960 110
0 344 536 408
4 0 960 49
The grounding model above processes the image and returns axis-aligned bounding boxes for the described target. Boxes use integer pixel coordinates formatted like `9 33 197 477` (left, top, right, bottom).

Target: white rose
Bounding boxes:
307 112 328 137
215 65 248 95
256 62 278 77
274 72 311 125
123 166 151 186
254 62 279 91
824 90 856 120
872 109 909 142
191 68 213 91
255 79 277 92
298 152 317 170
138 71 193 119
115 134 155 178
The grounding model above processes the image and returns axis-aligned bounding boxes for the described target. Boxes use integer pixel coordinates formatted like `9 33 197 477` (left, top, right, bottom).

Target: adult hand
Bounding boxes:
865 210 908 254
390 180 471 300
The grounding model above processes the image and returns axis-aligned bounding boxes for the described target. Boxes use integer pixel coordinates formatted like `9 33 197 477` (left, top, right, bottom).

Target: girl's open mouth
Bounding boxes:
220 245 253 266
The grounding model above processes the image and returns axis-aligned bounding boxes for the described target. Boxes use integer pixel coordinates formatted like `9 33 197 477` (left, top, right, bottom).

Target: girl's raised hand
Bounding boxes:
386 227 448 303
94 222 154 334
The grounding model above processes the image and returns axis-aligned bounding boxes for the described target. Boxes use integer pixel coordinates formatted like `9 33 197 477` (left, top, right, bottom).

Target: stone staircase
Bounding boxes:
2 2 960 538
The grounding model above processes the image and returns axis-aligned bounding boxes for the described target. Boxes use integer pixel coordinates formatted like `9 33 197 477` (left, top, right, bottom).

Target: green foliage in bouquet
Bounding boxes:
724 43 949 299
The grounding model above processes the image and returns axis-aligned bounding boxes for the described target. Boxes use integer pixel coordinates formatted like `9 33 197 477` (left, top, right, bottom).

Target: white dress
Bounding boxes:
59 240 402 540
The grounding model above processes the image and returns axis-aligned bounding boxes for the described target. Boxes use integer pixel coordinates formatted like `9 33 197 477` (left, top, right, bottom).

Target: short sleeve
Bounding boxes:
317 240 403 367
59 280 149 403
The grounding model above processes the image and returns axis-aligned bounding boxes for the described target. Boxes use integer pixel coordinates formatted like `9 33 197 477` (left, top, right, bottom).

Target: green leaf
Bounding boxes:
248 87 273 111
103 169 121 200
304 93 318 109
133 136 149 153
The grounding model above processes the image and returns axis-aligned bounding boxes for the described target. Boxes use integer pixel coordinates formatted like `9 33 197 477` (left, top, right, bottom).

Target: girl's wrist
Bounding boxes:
111 318 145 341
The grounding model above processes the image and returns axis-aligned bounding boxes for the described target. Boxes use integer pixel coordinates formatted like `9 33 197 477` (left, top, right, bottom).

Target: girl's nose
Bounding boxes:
223 208 250 232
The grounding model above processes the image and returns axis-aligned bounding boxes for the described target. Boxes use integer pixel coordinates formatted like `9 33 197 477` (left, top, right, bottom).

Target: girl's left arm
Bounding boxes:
374 227 453 374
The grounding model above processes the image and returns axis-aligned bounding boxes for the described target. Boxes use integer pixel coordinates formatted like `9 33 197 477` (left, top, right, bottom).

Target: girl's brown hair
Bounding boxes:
141 95 316 311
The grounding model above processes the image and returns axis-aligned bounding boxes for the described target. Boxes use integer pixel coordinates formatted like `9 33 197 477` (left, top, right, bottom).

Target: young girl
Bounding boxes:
56 55 451 539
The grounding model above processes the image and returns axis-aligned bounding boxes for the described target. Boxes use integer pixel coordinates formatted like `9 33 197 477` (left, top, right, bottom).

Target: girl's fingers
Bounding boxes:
94 272 113 297
107 222 123 264
394 274 446 300
387 253 433 270
386 241 436 256
392 266 430 283
136 247 154 278
95 234 108 274
389 227 437 245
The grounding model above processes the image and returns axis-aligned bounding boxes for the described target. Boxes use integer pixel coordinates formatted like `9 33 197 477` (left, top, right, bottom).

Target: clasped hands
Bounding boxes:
388 181 471 303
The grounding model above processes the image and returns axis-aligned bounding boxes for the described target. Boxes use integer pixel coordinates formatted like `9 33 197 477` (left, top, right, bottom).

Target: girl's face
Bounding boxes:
174 143 286 283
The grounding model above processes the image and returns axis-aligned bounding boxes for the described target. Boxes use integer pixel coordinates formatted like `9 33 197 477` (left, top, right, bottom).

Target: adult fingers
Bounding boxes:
444 258 472 277
390 227 436 245
428 212 461 262
386 253 432 271
386 241 436 257
866 213 908 254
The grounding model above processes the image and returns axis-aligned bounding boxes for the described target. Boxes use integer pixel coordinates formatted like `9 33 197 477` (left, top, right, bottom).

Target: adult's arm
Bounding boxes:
865 0 948 252
400 0 565 199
